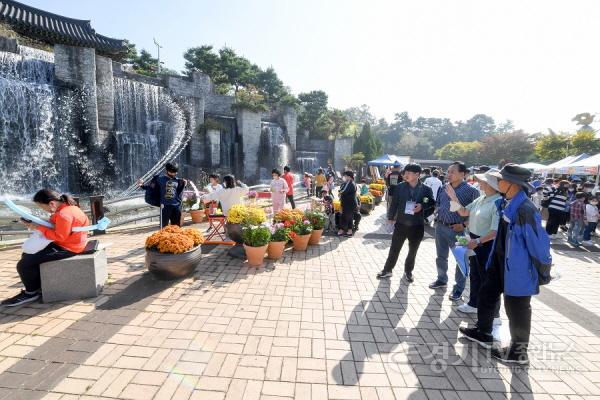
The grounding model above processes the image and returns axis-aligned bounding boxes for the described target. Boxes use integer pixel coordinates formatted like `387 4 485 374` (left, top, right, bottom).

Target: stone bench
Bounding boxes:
40 249 108 303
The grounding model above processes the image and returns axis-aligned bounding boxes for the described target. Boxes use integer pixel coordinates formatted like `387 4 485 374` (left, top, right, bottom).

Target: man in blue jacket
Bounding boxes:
138 162 187 228
459 164 552 365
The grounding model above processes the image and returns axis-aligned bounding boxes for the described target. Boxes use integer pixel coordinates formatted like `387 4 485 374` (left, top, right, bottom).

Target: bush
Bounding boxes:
304 210 326 230
242 225 271 247
227 205 267 225
290 219 313 237
270 222 290 242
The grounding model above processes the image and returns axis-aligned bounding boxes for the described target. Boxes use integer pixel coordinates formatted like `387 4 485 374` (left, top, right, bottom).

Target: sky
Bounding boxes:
25 0 600 134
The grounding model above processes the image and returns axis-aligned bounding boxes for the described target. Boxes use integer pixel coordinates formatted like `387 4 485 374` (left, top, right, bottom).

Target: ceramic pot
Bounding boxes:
226 223 243 244
145 245 202 279
309 229 323 245
292 233 311 251
244 244 268 267
190 210 204 223
267 241 285 259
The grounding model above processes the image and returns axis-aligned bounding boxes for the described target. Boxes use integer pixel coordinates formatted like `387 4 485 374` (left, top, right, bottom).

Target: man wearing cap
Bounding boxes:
446 170 502 324
459 164 552 365
377 164 434 282
430 161 480 301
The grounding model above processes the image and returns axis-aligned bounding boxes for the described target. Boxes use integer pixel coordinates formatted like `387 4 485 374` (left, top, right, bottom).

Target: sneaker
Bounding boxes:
581 240 594 246
568 240 581 247
548 234 557 240
456 304 478 314
493 317 502 326
0 290 40 307
404 273 414 283
376 270 393 279
449 291 462 301
458 327 494 349
491 346 529 365
428 280 447 289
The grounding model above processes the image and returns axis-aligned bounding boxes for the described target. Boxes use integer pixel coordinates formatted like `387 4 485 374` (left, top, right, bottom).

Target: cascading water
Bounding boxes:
296 150 329 174
259 122 290 179
0 46 65 194
113 78 189 199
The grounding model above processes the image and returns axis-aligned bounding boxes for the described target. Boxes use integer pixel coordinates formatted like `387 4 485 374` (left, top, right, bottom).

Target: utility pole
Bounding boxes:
153 38 162 74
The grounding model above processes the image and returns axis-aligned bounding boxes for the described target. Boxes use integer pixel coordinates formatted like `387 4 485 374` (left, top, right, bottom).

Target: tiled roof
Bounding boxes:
0 0 126 55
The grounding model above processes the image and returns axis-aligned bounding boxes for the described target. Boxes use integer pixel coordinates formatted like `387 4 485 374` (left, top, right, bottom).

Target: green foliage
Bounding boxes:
232 85 269 112
198 118 226 133
304 210 327 230
353 123 383 161
342 152 366 171
571 129 600 155
242 225 271 247
270 224 290 242
534 132 569 161
479 130 534 164
291 220 313 235
297 90 329 139
435 141 482 166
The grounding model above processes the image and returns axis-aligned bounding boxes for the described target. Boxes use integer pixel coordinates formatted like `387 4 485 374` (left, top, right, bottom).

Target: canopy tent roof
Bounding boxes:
554 153 600 175
534 154 589 173
0 0 126 56
519 162 547 170
368 154 404 166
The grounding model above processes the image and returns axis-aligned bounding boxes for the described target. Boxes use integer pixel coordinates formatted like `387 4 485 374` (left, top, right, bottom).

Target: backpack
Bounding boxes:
143 175 161 207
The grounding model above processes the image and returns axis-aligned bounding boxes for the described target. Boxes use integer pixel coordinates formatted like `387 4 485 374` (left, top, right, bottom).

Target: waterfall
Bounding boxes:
259 122 291 179
113 78 189 199
0 46 65 194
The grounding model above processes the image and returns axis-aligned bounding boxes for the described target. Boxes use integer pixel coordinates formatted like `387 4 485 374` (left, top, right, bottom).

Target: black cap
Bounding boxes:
489 163 533 191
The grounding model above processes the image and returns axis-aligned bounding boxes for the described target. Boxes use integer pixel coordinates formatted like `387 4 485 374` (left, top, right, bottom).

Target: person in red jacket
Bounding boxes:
2 189 90 307
283 165 296 209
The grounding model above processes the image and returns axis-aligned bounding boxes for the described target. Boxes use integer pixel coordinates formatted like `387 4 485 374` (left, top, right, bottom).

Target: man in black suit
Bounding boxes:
377 163 435 282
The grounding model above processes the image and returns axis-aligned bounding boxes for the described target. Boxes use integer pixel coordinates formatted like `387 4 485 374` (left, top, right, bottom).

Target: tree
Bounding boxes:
132 49 158 77
534 132 570 161
255 67 286 104
396 133 434 159
456 114 497 142
232 85 268 112
342 152 365 172
327 109 351 140
480 130 534 165
183 45 222 80
435 142 482 166
297 90 329 139
354 123 383 161
570 129 600 155
343 105 376 126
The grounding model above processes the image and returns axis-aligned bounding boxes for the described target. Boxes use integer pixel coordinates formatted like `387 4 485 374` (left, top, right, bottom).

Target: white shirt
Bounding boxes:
424 176 443 201
202 184 249 216
586 204 599 223
206 183 223 193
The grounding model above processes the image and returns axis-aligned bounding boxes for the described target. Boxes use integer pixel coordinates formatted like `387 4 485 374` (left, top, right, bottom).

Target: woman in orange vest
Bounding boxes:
2 189 89 307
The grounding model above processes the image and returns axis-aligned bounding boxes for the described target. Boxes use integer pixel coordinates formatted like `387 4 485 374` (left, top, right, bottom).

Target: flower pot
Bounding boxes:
145 245 202 279
292 233 311 251
190 210 204 223
309 229 323 245
360 203 373 215
374 196 382 205
244 244 268 267
226 223 243 244
267 241 286 259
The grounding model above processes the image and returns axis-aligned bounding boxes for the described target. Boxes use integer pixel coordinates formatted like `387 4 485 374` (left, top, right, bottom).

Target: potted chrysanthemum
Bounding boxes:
268 222 289 259
304 210 326 245
242 224 271 267
289 219 313 251
145 225 205 279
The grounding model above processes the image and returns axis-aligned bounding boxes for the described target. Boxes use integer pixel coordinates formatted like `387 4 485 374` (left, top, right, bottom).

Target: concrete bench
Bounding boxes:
40 249 107 303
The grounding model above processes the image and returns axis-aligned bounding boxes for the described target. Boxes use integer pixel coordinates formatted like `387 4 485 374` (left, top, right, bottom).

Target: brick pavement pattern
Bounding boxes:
0 207 598 399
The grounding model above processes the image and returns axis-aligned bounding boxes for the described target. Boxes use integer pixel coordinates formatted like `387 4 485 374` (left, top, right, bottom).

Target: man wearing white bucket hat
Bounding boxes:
446 169 502 324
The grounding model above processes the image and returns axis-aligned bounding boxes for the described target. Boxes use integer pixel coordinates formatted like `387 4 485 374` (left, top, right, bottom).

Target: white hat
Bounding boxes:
474 169 500 192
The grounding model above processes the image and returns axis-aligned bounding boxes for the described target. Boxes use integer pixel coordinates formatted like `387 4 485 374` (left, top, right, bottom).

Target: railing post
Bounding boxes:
89 195 105 235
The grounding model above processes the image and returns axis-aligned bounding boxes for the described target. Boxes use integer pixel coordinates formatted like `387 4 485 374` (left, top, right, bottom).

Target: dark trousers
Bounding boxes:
383 223 425 274
467 234 500 318
584 222 598 241
286 195 296 209
339 208 354 231
353 211 361 231
477 257 532 353
316 186 323 198
546 208 564 234
161 205 182 228
17 243 76 292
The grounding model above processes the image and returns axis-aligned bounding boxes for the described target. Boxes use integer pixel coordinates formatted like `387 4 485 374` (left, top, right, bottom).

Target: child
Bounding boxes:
582 197 599 246
315 169 327 198
270 169 289 213
207 174 223 193
568 192 586 246
303 173 312 198
321 189 335 232
531 186 544 212
138 162 187 228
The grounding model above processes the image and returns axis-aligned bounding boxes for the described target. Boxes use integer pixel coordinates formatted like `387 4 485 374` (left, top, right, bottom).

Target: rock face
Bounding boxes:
236 109 262 181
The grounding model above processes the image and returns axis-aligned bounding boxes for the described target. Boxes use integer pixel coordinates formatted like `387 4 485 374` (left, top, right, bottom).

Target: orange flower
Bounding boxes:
146 226 204 254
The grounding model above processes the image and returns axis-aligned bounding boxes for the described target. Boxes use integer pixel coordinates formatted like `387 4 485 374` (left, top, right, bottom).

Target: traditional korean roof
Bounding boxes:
0 0 126 56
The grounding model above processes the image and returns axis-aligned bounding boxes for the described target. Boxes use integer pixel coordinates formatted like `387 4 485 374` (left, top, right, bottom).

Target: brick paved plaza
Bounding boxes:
0 206 599 400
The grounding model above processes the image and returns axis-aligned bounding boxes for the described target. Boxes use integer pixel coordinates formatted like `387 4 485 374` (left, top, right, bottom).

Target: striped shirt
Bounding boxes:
436 181 480 225
548 191 567 212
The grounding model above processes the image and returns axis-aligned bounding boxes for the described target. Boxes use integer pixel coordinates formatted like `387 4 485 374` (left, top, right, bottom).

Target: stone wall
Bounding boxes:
236 109 262 180
334 137 353 172
279 106 297 151
205 94 236 117
95 54 114 134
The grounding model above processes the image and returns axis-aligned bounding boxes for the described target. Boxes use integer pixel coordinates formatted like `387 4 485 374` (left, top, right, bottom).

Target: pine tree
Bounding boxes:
354 123 383 161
